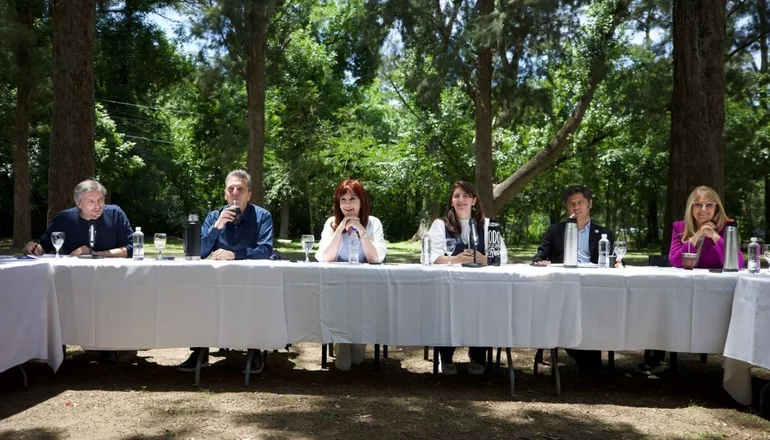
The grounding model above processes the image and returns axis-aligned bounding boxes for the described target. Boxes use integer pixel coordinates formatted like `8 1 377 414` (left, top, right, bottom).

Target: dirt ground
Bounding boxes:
1 345 770 440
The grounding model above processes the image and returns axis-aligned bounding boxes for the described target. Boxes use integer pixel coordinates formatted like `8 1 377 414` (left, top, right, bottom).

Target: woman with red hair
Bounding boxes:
315 179 387 370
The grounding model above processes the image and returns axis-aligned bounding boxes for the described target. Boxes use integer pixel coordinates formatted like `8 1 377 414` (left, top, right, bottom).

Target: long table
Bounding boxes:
3 258 768 404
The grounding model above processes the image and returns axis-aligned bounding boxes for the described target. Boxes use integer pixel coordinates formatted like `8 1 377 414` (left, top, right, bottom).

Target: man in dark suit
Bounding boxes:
533 185 614 374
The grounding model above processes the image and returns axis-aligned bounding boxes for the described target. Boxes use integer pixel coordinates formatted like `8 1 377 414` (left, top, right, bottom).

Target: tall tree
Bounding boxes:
474 0 494 214
188 0 278 206
663 0 726 252
49 0 96 220
12 0 35 247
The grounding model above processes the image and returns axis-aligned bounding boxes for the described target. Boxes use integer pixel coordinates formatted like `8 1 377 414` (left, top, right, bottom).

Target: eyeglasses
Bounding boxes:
692 202 717 210
452 193 474 200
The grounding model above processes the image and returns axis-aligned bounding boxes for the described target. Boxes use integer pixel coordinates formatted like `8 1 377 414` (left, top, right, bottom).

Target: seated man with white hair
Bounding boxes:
23 178 134 365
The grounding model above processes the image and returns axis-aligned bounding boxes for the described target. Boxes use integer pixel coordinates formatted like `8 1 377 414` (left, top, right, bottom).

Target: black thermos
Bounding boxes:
184 214 201 260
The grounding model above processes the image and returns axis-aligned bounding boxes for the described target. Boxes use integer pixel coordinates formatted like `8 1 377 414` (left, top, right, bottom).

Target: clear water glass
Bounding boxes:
52 231 65 258
301 235 315 263
614 240 627 267
154 233 167 259
764 244 770 274
444 238 456 267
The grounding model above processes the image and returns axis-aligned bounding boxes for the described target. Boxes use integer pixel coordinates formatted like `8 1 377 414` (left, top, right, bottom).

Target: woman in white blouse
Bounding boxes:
315 179 387 371
428 180 507 376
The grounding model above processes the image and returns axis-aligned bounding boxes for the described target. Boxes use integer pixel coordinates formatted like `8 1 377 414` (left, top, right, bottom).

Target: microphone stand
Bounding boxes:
462 219 484 268
86 221 104 258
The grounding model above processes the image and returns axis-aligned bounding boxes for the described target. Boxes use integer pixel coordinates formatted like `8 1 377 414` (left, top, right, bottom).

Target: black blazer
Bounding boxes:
533 221 614 264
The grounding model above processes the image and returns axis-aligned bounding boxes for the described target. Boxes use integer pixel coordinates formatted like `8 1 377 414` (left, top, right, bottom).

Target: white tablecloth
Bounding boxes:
50 259 289 350
0 260 63 374
283 263 582 348
723 275 770 405
572 266 742 353
49 260 582 350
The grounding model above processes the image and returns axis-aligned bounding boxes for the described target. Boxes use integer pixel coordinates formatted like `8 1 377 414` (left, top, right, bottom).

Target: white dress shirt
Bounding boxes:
315 215 388 263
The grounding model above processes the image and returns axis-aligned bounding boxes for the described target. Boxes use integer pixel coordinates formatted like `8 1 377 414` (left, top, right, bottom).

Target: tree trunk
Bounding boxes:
49 0 96 221
279 198 289 240
646 192 659 244
245 0 276 207
662 0 726 254
474 0 494 215
12 0 33 248
758 0 769 233
492 1 629 214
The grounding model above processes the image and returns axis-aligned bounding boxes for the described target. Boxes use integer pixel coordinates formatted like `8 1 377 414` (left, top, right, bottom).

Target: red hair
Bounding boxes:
332 179 370 230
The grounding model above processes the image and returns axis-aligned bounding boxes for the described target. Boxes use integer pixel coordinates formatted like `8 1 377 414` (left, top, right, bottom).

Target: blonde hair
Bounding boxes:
680 186 726 243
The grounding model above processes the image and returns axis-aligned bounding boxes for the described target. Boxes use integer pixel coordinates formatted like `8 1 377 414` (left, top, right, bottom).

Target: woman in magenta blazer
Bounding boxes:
668 186 744 269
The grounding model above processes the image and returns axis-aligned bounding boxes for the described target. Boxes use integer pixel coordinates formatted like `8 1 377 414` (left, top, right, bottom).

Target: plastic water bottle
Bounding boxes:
598 233 610 268
747 237 760 274
348 228 360 265
133 226 144 261
422 233 432 266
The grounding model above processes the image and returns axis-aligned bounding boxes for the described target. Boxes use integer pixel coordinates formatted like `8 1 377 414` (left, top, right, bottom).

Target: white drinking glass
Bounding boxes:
445 238 457 267
154 233 167 260
51 232 65 258
614 240 627 267
301 235 315 263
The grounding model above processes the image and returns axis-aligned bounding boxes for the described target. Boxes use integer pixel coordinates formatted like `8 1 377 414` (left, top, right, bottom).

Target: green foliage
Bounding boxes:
1 0 767 245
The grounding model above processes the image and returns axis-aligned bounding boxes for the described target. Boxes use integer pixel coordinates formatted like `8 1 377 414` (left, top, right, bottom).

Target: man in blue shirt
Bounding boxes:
178 169 274 374
200 170 274 260
532 186 614 374
23 179 134 366
23 179 134 258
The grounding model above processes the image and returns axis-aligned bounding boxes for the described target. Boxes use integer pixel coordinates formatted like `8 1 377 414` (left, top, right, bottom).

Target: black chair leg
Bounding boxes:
244 349 256 387
496 347 502 371
760 381 770 417
486 348 493 374
321 344 328 369
669 352 679 373
551 348 561 396
424 346 429 361
432 347 439 375
328 343 334 357
383 345 388 358
534 348 544 376
374 344 381 370
700 353 708 363
608 351 615 373
19 365 28 390
506 348 515 396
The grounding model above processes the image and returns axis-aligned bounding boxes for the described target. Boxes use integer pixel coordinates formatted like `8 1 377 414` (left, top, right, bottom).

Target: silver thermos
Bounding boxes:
563 217 578 268
722 218 739 272
184 213 201 260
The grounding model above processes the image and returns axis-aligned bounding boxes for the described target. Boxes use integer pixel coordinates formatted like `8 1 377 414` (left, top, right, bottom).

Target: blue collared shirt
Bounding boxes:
38 205 134 256
578 221 591 263
201 204 274 260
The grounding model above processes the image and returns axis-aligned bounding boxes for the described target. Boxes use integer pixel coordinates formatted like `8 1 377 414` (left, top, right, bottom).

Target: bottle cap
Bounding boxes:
601 233 607 238
188 213 199 222
566 217 577 224
750 237 757 242
136 226 142 231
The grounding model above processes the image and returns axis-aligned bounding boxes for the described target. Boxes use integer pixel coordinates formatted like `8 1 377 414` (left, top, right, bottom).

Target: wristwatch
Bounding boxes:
359 231 369 239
